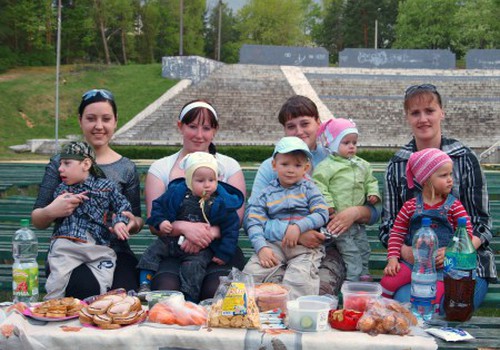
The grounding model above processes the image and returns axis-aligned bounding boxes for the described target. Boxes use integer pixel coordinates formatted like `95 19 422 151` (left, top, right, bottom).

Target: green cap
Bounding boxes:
20 219 29 227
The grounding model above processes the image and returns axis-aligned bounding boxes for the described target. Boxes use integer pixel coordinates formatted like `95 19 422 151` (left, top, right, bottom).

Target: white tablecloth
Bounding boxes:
0 310 437 350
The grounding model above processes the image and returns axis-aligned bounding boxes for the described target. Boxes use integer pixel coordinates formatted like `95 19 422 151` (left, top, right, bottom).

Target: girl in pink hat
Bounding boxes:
381 148 475 309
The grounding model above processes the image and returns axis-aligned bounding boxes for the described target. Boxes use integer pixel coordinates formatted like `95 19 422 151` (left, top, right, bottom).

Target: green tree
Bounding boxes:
236 0 309 46
59 0 95 64
135 0 161 63
453 0 500 57
393 0 458 49
0 0 55 66
204 1 240 62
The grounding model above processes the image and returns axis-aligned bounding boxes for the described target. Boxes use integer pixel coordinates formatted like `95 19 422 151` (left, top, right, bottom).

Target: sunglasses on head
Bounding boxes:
82 89 114 101
404 84 438 98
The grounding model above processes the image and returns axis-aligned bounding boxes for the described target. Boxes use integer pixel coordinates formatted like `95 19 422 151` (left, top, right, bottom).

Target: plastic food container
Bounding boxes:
297 295 338 310
341 281 382 312
287 300 330 332
254 283 290 312
145 290 184 309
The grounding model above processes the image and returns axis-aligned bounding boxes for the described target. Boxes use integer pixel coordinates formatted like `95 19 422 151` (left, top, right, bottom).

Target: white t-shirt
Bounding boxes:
148 150 242 187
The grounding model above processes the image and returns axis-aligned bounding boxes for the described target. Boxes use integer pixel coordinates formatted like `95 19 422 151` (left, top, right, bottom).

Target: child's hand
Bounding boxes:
384 258 400 276
328 207 336 220
159 220 173 236
282 224 300 248
435 247 446 269
113 222 129 240
258 247 280 268
212 257 225 265
368 195 380 205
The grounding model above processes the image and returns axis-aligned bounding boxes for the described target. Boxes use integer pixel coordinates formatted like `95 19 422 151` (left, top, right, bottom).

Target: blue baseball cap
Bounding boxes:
272 136 313 159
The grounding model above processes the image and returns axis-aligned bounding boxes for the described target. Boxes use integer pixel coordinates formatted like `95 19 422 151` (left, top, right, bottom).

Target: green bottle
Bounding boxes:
443 217 476 321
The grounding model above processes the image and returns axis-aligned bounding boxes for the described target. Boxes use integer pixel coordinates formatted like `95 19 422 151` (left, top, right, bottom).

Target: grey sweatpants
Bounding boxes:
44 235 116 300
329 223 370 281
243 241 324 300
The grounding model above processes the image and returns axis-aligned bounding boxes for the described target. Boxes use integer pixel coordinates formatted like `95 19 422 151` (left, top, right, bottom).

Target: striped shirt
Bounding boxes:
246 178 329 254
387 197 473 260
380 137 496 282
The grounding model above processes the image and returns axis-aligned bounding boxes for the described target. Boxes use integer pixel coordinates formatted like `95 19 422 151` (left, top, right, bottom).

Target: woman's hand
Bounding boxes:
181 239 202 254
173 221 214 249
32 191 89 229
297 230 325 248
326 207 361 235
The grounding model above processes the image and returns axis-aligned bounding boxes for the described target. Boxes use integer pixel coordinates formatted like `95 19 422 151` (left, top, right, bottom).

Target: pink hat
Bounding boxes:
406 148 452 188
317 118 358 153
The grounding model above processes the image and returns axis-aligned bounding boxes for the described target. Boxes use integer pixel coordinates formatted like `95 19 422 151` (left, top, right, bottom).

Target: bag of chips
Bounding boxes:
207 268 261 329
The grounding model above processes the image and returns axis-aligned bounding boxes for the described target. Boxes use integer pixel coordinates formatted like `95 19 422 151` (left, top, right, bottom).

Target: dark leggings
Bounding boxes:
46 252 139 299
151 247 246 301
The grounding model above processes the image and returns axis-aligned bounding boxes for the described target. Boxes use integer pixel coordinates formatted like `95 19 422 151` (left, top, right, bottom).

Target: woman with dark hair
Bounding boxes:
144 100 246 300
31 89 143 298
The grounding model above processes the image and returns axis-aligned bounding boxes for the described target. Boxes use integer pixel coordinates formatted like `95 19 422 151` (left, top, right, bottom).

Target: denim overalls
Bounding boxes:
403 193 456 280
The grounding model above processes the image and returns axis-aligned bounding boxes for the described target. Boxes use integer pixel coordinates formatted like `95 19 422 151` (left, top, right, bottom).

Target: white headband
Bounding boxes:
179 101 218 122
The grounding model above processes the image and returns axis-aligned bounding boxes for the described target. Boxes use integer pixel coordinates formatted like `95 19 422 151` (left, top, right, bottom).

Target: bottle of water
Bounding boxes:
410 217 438 322
443 217 476 321
12 219 39 303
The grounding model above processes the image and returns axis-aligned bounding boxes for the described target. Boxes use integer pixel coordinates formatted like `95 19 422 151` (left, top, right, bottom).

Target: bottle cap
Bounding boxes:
457 217 467 226
422 217 431 227
20 219 30 227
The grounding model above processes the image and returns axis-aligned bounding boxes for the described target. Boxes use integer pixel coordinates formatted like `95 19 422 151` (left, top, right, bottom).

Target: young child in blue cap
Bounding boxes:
243 136 329 299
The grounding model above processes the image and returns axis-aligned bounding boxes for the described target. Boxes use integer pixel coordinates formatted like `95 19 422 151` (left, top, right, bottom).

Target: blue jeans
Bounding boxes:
393 276 489 314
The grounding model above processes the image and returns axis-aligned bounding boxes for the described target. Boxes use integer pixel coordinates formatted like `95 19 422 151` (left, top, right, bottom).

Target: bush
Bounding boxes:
113 145 395 163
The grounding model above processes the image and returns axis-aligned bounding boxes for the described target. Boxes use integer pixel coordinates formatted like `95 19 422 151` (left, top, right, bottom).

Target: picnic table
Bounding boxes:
0 306 439 350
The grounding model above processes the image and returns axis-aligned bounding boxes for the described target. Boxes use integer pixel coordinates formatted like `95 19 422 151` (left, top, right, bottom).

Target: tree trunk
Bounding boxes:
121 29 128 65
94 0 111 65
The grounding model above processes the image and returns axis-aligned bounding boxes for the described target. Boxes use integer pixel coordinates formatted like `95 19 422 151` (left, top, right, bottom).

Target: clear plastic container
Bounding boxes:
297 295 338 310
145 290 184 309
287 300 330 332
341 281 382 312
254 283 290 312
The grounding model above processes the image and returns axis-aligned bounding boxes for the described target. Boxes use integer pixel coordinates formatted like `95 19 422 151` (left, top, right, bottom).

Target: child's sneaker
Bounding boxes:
137 283 151 301
360 274 373 282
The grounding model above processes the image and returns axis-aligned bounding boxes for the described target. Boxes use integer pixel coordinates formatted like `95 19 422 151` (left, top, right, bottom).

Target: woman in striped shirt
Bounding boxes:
379 84 496 309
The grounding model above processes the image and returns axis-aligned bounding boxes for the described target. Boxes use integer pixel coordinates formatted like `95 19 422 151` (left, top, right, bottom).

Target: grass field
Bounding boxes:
0 64 177 160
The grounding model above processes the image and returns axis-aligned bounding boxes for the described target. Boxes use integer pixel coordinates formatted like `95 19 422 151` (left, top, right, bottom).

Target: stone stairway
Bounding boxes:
113 64 295 146
112 64 500 150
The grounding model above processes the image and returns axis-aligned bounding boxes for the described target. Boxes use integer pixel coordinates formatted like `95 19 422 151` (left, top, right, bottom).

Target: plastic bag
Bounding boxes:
357 298 417 336
148 296 207 326
207 268 261 329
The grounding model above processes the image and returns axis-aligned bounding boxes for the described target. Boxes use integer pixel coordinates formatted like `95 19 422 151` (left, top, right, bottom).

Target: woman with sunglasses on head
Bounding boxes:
379 84 497 310
144 100 246 300
31 89 144 298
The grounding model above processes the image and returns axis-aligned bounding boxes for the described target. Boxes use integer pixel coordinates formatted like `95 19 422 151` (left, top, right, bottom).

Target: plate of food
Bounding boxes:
23 297 85 322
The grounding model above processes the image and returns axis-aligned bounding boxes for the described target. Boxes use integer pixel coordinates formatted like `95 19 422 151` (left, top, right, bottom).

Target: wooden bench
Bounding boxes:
0 163 498 308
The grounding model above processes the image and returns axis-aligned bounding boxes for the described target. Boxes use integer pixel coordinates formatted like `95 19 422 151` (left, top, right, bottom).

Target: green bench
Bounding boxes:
0 163 498 308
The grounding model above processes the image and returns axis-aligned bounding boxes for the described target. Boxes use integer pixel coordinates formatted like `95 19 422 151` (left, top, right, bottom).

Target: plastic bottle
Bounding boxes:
410 217 438 322
443 217 476 321
12 219 39 303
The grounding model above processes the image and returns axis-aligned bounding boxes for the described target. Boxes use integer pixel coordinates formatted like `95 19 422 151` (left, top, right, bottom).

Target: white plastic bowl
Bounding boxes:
287 300 330 332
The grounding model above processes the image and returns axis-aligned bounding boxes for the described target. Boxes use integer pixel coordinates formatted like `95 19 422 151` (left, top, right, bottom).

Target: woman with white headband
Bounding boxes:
144 99 246 300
